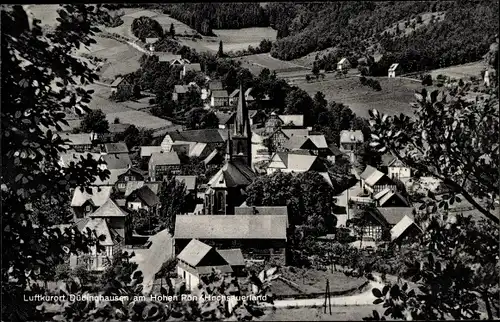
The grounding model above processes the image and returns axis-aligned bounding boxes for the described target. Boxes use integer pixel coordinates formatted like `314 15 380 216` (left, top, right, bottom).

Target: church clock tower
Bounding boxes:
231 83 252 166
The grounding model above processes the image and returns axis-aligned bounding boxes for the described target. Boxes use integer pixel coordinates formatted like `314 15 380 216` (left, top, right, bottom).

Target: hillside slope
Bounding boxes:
269 0 498 73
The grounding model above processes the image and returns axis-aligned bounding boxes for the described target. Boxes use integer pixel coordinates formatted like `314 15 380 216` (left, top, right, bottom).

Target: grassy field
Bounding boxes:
296 75 424 118
259 305 382 321
234 53 309 75
426 61 487 80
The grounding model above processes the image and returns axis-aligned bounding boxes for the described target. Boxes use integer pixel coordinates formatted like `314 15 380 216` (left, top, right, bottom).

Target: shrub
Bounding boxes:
113 117 120 124
131 16 164 39
359 76 367 85
422 74 433 86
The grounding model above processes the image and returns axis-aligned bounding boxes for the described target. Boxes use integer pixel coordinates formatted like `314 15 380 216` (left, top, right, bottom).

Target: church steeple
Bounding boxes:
230 83 252 166
225 128 233 162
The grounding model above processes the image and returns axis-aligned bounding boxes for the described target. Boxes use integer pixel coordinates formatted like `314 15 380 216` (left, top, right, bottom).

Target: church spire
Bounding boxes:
234 83 249 137
225 128 232 162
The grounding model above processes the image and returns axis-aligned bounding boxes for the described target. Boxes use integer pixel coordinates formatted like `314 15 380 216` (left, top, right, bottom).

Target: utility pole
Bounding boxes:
324 279 332 315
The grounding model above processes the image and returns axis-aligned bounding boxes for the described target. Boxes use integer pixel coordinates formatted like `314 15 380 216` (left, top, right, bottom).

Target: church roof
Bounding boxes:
208 159 256 188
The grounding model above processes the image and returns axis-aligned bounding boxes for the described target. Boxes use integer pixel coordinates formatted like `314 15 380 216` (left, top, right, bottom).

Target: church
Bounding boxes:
204 84 257 215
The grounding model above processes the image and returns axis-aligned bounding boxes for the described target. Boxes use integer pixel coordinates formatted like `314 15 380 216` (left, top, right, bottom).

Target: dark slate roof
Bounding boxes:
174 215 289 240
376 207 414 225
234 206 288 216
149 151 181 167
216 112 235 125
229 89 240 98
222 160 257 188
381 153 398 167
212 90 229 98
169 129 226 144
217 249 245 266
174 175 197 191
104 142 129 154
101 153 132 170
128 185 160 207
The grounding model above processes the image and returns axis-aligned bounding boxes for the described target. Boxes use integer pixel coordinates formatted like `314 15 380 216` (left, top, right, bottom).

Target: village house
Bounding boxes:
70 216 124 271
148 151 181 181
390 215 423 246
171 142 212 160
180 63 202 79
124 181 162 198
115 167 147 193
388 63 401 77
110 76 133 95
174 214 289 265
207 79 223 96
172 85 188 102
176 239 240 291
277 114 304 128
100 153 132 170
62 133 94 152
170 57 191 66
95 123 132 143
360 165 398 195
339 130 364 162
229 88 270 105
349 206 416 241
92 168 129 187
373 188 411 207
337 57 351 72
140 146 163 161
381 153 411 180
88 199 131 242
210 89 230 108
161 129 227 153
104 142 129 155
70 186 113 220
203 149 225 170
157 53 182 65
266 152 327 174
281 134 330 156
145 38 158 52
125 185 160 215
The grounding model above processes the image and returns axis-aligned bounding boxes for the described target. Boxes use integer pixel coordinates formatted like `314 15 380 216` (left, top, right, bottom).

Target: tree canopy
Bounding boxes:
80 109 109 133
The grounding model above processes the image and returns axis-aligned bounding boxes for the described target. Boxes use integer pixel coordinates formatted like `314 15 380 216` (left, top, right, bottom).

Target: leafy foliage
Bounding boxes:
1 4 112 320
157 176 187 234
131 16 164 40
80 109 109 133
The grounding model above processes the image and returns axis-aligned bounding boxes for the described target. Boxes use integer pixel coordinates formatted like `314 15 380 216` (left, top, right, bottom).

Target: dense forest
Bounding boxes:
163 3 269 36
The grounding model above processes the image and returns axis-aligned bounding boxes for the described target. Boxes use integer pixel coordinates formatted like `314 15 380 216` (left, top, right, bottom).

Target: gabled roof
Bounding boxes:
145 38 158 44
217 249 245 266
212 89 229 98
177 239 213 267
175 175 197 191
376 189 410 207
140 146 163 158
110 77 125 87
234 206 288 216
124 181 161 197
208 159 256 188
338 57 350 65
360 165 387 187
328 143 344 156
149 151 181 167
158 53 182 62
216 112 235 125
278 115 304 127
168 129 226 144
89 199 128 218
101 153 132 170
174 215 289 240
104 142 129 154
59 152 101 167
282 136 310 150
190 142 208 157
390 215 421 241
340 130 364 144
308 135 328 149
71 186 113 207
184 63 202 72
377 207 414 225
80 217 115 246
388 63 400 71
381 153 398 167
63 133 93 146
127 185 159 207
270 152 320 172
208 80 223 91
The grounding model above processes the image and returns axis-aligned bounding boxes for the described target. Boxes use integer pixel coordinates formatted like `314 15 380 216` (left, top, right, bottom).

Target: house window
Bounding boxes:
118 183 126 189
85 205 91 212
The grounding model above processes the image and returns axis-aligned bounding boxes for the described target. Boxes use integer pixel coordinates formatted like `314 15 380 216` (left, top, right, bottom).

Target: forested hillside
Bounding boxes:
131 1 498 74
163 3 269 35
